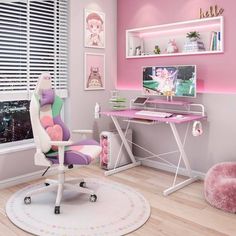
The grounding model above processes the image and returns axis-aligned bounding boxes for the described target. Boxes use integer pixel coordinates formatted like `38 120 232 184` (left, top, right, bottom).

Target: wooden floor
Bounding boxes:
0 165 235 236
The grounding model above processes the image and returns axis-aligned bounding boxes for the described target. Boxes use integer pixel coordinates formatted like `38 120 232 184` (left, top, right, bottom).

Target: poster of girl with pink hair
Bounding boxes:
84 9 105 48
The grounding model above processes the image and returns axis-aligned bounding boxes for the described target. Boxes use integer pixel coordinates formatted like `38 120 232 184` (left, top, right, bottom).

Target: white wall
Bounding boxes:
0 0 117 182
67 0 117 141
0 149 42 181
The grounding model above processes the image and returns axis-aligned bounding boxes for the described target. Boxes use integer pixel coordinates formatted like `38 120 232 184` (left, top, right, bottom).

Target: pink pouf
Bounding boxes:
204 162 236 213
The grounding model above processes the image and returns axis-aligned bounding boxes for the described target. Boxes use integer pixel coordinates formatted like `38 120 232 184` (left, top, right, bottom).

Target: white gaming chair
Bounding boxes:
24 73 102 214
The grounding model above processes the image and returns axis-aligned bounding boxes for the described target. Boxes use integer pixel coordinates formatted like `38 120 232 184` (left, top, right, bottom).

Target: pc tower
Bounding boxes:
100 130 132 170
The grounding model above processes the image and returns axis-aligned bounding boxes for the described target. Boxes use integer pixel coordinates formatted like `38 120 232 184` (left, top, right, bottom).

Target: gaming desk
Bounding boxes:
101 108 206 196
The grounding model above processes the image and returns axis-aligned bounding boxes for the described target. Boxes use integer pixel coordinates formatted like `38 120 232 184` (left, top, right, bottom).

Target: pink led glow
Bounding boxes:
116 86 236 95
116 79 236 94
139 24 220 38
116 85 140 90
198 88 236 94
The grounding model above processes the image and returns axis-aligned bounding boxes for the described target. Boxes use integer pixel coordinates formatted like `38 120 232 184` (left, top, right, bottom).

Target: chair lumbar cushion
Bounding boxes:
40 115 54 129
46 125 63 151
204 162 236 213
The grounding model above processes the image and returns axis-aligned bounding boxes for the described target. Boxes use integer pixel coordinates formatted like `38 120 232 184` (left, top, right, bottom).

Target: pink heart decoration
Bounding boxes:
40 115 54 129
46 125 63 151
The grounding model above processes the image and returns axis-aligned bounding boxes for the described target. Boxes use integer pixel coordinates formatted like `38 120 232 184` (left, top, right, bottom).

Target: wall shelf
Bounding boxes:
126 16 224 58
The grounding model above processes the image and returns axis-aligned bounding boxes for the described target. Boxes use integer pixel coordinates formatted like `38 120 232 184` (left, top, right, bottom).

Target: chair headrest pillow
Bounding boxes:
40 89 55 107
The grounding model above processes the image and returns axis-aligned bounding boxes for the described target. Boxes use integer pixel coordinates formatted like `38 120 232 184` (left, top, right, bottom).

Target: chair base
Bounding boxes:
24 177 97 214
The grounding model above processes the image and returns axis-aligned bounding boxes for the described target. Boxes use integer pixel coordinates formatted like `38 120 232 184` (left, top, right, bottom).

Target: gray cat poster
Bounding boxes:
84 53 105 90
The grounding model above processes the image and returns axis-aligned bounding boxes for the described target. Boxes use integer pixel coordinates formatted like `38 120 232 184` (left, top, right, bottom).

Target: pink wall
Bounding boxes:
117 0 236 93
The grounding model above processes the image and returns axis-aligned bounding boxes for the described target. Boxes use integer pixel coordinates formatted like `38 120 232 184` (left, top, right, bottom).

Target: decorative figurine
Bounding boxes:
154 45 161 54
135 46 141 56
165 39 178 53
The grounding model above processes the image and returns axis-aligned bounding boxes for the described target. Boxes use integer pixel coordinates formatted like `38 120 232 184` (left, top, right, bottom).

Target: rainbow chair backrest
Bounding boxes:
30 73 70 164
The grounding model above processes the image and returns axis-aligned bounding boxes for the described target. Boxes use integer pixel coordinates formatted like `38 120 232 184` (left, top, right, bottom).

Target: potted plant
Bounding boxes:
186 31 200 41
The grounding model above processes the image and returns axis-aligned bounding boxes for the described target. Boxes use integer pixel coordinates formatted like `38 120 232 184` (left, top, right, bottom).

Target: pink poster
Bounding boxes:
84 9 105 48
84 53 105 90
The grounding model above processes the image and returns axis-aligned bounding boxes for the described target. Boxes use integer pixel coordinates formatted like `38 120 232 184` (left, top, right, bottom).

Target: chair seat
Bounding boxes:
46 139 101 165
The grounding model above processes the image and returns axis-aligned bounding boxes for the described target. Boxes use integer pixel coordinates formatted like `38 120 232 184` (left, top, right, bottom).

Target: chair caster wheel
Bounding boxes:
89 194 97 202
24 197 31 205
54 206 60 214
80 181 86 188
45 183 50 186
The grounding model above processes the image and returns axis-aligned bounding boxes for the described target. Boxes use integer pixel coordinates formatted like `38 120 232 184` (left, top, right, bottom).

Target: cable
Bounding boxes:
42 166 50 176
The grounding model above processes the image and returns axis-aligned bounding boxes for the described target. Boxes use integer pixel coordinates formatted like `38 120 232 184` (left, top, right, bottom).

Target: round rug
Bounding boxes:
6 178 150 236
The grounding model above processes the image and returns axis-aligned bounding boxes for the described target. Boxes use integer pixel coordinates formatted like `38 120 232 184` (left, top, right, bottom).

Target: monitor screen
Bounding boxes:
142 65 196 97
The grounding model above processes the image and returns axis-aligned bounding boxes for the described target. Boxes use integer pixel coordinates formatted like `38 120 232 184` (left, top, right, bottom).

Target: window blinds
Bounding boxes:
0 0 68 101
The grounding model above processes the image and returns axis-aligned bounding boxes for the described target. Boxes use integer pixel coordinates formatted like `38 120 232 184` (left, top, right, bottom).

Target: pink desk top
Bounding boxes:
101 109 206 124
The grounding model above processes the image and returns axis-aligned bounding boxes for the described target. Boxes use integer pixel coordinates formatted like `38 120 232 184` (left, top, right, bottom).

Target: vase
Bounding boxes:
189 38 198 42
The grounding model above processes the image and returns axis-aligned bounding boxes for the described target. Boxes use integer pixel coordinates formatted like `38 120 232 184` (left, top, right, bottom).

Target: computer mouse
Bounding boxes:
176 115 184 119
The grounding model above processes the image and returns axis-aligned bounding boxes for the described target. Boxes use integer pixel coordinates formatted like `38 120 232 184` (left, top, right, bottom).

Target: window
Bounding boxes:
0 0 68 145
0 100 32 144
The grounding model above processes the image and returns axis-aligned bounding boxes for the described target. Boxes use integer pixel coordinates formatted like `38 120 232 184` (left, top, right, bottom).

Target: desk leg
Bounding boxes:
163 176 199 196
163 123 199 196
104 116 141 176
170 123 191 177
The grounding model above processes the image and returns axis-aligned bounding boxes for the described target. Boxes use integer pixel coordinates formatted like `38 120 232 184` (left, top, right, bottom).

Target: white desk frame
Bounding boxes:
103 101 205 196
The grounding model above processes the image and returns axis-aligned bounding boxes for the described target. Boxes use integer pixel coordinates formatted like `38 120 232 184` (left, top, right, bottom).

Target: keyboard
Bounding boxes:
135 110 173 118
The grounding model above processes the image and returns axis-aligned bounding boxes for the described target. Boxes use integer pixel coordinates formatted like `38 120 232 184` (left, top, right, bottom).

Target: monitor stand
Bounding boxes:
166 95 173 102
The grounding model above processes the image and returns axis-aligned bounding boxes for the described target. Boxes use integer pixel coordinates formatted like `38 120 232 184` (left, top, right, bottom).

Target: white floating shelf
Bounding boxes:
126 16 224 58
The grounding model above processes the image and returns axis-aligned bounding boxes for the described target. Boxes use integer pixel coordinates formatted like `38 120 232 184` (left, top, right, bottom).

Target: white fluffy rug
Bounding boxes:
6 178 150 236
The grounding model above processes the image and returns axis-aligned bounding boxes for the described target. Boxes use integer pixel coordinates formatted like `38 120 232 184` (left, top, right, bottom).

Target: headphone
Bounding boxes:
192 121 203 137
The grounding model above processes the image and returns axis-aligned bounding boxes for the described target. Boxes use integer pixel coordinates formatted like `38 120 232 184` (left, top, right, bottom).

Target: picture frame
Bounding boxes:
84 9 105 48
84 53 105 90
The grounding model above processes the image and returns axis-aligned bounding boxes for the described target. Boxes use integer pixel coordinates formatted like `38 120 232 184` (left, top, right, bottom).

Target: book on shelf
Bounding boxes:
185 40 205 46
217 31 221 51
183 39 205 53
184 48 205 52
209 31 221 51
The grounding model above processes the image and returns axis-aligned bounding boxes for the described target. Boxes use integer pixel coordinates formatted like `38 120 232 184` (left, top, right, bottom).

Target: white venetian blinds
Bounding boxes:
0 0 68 101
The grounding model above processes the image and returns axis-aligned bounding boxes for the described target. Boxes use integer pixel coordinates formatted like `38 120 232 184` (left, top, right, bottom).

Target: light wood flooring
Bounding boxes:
0 165 235 236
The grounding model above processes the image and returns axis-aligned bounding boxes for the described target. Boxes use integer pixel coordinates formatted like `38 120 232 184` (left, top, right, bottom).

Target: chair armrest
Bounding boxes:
72 129 93 134
50 141 73 167
50 140 73 146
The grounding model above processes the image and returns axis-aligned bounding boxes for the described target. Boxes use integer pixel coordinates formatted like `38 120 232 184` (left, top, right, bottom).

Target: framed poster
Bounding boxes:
84 53 105 90
84 9 105 48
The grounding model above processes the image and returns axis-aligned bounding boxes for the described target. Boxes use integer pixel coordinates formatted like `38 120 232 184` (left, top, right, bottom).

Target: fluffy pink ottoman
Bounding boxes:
204 162 236 213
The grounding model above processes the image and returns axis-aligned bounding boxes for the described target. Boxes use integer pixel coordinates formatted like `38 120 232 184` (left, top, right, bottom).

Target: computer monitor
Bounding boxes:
142 65 196 98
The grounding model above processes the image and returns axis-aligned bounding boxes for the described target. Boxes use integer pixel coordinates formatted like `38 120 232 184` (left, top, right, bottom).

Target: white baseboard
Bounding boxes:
0 167 59 190
141 159 205 180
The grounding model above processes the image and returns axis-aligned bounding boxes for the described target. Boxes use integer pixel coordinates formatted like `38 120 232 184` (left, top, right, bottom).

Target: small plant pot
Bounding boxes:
189 37 198 42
